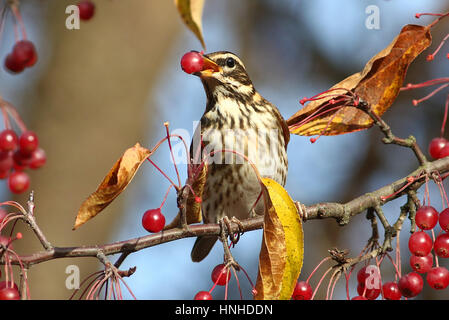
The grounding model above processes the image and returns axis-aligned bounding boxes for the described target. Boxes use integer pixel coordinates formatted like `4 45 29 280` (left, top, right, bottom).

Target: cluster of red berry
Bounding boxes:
4 40 37 74
405 205 449 293
0 129 45 194
2 2 37 74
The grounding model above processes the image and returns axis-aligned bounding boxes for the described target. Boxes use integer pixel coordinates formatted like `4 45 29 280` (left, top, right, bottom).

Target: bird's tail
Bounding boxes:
191 236 218 262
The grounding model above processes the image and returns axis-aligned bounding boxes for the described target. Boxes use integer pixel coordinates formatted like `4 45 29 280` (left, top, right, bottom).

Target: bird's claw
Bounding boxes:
220 216 244 247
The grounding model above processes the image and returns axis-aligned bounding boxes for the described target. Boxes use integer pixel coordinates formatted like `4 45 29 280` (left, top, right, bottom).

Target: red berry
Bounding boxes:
141 208 165 233
194 291 212 300
4 53 25 73
427 267 449 290
415 206 439 230
0 287 20 300
25 50 38 67
0 281 18 291
211 264 230 286
19 131 39 155
408 231 432 257
78 1 95 20
12 150 31 170
0 151 13 173
0 170 9 180
12 40 36 66
429 137 449 159
410 253 433 273
439 208 449 232
0 130 18 152
29 148 46 169
181 51 204 74
398 272 423 298
292 281 312 300
8 171 30 194
357 282 381 300
439 145 449 158
351 296 368 300
357 266 369 284
382 282 402 300
434 233 449 258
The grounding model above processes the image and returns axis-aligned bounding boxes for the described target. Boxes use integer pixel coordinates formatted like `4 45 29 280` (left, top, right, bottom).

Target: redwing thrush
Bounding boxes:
189 51 290 262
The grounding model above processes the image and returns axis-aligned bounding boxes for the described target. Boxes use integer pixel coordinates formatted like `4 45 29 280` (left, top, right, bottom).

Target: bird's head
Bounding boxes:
193 51 255 99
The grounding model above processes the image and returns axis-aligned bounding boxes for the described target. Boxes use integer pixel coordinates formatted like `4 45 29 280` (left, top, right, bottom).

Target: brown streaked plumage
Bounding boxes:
190 51 289 262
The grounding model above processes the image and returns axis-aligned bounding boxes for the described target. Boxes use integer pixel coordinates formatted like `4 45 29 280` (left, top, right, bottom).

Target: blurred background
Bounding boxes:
0 0 448 299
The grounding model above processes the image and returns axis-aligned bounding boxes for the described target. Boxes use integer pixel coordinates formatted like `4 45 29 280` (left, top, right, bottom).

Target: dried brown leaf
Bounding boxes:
73 143 151 230
288 24 432 136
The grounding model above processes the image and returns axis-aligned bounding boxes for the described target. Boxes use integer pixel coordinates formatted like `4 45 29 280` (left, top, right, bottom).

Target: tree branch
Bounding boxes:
3 155 449 268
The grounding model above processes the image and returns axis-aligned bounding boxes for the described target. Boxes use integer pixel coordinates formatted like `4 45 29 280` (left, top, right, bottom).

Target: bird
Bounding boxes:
188 51 290 262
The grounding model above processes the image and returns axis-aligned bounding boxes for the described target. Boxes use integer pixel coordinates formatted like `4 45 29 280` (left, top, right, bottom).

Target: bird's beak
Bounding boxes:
195 56 222 78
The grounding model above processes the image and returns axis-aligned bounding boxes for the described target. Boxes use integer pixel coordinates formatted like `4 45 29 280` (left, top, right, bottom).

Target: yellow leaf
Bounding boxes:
174 0 206 49
255 178 304 300
73 143 151 230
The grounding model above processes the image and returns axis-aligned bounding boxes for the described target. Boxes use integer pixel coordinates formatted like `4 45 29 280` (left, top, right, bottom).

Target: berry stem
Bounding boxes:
9 3 27 40
115 269 137 300
396 229 401 278
430 32 449 60
344 270 351 300
183 183 199 199
164 123 182 189
432 229 440 268
291 95 351 130
375 256 384 300
158 184 173 209
1 101 27 132
0 105 12 130
326 269 340 300
146 157 178 192
442 94 449 137
230 266 243 300
426 12 449 29
224 269 230 300
401 78 449 91
311 266 332 300
412 84 449 106
239 265 257 297
0 6 9 50
306 256 331 283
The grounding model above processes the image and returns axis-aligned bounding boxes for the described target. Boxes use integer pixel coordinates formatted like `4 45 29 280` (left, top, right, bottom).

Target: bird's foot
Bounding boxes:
221 216 244 246
218 218 243 270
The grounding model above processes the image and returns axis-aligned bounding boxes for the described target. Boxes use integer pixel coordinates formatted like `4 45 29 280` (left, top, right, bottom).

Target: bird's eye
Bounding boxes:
226 57 235 68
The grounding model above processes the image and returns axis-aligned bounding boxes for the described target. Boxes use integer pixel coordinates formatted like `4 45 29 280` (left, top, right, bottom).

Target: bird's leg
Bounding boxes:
219 219 241 271
176 185 191 231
